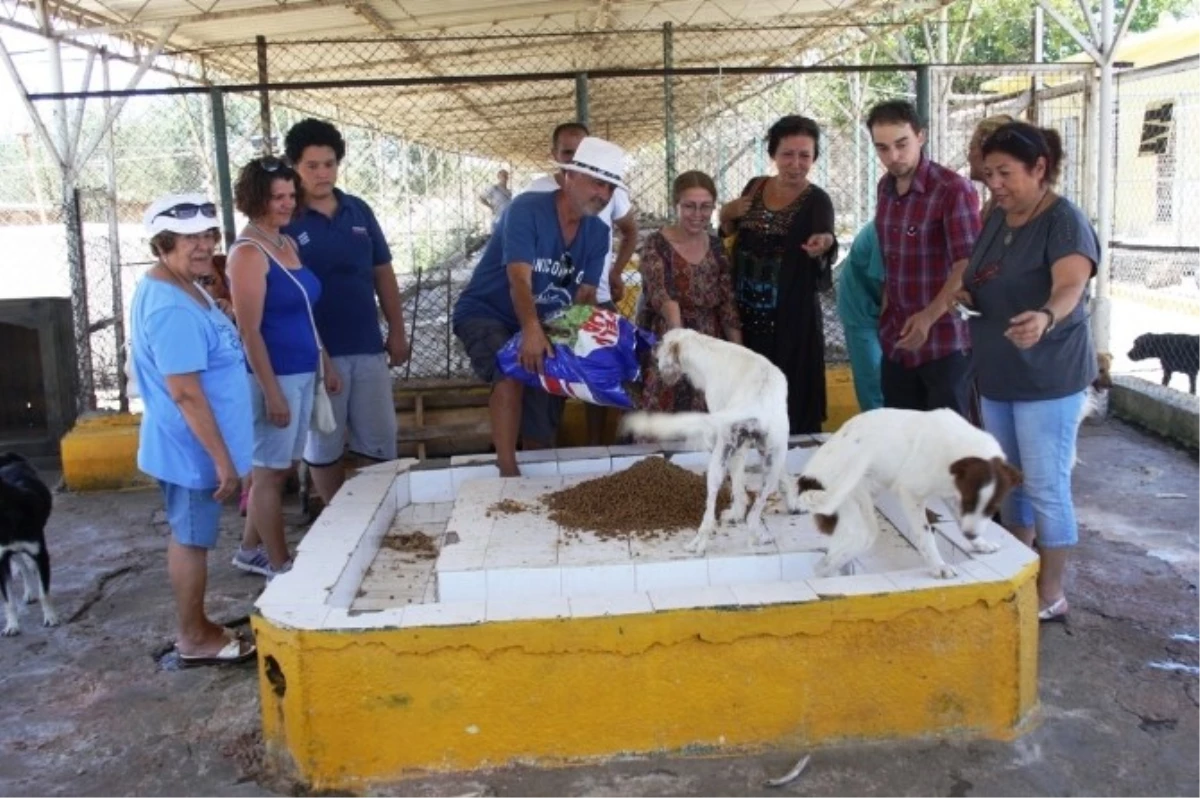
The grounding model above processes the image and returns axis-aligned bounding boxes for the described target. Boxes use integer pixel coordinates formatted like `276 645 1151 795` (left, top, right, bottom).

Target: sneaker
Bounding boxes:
264 559 293 582
231 546 272 577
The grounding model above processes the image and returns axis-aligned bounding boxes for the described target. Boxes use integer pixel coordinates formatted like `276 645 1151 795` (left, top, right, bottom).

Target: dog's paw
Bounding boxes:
752 530 775 547
719 505 746 525
22 592 36 605
41 609 59 628
1 624 19 637
970 538 1000 554
930 564 958 579
683 534 709 556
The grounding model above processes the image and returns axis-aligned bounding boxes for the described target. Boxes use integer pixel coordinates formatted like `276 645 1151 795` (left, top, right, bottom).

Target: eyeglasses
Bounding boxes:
679 202 716 214
195 275 216 287
988 126 1041 151
154 202 217 222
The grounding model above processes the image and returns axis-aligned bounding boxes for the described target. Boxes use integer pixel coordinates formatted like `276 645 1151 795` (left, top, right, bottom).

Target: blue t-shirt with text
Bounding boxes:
284 189 392 357
453 191 608 330
131 277 253 490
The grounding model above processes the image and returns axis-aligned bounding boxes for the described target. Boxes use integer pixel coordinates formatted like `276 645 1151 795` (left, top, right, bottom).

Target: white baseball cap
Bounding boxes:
143 192 220 236
557 136 628 192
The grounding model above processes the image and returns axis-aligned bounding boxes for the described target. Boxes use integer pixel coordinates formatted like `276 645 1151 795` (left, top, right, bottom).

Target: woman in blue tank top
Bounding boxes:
227 157 342 578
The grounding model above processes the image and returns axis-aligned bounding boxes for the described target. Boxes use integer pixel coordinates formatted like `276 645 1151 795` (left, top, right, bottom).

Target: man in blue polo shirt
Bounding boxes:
284 118 409 503
454 137 627 477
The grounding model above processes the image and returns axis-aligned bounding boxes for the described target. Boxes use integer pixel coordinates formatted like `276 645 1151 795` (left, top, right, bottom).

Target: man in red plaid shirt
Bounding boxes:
868 100 980 416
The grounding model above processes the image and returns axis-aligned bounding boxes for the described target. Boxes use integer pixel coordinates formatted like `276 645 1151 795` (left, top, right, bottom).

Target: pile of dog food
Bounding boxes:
544 456 732 540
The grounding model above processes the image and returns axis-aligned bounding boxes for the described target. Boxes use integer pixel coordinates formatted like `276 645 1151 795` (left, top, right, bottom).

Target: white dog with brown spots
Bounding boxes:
620 328 800 555
797 408 1023 579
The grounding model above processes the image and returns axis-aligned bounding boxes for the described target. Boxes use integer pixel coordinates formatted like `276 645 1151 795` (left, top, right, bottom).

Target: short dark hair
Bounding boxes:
234 157 302 219
766 115 822 159
672 170 717 204
551 122 589 151
866 100 925 134
284 118 346 164
981 122 1064 186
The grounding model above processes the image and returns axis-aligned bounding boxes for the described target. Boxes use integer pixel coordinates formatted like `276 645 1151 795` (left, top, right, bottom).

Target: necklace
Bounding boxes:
1002 191 1051 246
250 221 285 249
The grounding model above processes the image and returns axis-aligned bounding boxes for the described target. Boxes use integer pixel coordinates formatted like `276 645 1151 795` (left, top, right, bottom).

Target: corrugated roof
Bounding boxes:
12 0 949 162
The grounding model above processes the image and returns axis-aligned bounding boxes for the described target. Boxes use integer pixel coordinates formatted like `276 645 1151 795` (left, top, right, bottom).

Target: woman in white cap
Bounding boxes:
129 193 256 666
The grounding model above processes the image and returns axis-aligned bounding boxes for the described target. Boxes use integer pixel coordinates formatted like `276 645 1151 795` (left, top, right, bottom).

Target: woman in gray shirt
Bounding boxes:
958 122 1099 624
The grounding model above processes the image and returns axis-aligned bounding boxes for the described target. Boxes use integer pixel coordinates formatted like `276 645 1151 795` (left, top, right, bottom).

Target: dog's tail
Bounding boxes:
620 410 757 450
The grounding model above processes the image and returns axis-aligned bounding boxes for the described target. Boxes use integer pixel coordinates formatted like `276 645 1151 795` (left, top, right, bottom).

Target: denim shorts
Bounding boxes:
158 480 223 549
980 390 1086 548
304 353 398 466
249 371 316 469
454 316 565 445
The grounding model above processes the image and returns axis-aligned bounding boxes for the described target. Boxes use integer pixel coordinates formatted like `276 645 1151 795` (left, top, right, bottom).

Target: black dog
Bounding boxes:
1128 333 1200 395
0 452 58 636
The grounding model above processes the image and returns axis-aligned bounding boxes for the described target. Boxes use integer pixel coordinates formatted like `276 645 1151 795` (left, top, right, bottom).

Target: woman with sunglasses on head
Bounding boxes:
955 121 1100 624
129 193 256 666
636 170 741 412
227 157 341 579
718 115 837 434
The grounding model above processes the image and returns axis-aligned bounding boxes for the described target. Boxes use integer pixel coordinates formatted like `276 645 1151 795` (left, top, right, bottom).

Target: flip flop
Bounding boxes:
177 637 257 667
1038 596 1069 624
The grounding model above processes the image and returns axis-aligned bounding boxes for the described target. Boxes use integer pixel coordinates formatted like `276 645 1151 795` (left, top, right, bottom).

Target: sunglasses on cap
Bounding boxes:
257 156 290 172
153 202 218 222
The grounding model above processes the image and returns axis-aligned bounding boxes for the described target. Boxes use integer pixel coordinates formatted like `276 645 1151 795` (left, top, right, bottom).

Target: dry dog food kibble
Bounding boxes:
543 456 734 540
380 531 438 559
487 499 530 517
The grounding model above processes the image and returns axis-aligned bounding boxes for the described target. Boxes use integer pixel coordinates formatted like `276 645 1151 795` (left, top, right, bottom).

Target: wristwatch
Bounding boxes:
1037 307 1056 334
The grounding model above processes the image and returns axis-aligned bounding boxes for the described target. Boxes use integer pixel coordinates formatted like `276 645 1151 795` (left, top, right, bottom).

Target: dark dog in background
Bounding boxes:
1128 333 1200 394
0 452 58 636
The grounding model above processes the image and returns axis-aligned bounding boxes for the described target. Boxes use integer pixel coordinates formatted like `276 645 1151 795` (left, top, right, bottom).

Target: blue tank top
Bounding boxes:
235 239 322 376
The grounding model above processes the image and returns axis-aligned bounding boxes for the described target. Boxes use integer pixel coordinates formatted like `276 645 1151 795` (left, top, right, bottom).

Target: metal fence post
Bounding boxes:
916 64 930 130
256 35 273 154
102 49 127 412
575 72 589 128
663 22 676 214
209 87 237 247
64 184 94 413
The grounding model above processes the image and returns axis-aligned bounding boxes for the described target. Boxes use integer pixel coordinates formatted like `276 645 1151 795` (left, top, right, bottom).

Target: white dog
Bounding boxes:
620 328 800 554
797 408 1023 579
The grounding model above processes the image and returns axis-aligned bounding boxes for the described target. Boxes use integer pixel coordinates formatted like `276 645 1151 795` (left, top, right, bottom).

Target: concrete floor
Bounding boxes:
0 418 1195 797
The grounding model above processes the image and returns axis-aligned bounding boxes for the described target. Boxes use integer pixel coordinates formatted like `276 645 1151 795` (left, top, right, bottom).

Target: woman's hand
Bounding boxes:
519 324 553 374
213 454 240 502
324 363 343 395
801 233 835 258
719 195 753 227
1005 310 1051 350
952 289 974 308
265 388 290 428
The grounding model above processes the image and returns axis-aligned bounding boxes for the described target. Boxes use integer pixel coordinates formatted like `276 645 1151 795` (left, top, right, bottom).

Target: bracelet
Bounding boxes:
1037 307 1056 334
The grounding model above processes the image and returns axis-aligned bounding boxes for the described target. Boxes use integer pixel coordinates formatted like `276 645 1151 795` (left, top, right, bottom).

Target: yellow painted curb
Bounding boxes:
60 413 151 492
253 565 1039 791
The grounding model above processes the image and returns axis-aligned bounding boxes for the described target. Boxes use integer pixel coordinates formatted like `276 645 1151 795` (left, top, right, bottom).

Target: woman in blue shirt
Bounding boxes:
130 192 255 666
227 158 339 578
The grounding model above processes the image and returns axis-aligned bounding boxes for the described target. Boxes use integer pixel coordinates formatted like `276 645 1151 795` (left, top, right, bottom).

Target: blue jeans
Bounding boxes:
980 391 1086 549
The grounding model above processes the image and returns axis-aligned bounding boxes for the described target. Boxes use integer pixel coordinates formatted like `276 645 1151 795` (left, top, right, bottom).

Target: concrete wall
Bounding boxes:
1109 374 1199 451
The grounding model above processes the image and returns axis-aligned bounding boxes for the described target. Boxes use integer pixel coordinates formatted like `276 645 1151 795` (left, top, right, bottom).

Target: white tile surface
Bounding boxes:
393 472 411 511
731 581 820 606
486 566 562 599
257 604 331 630
607 443 660 457
437 546 486 571
635 558 709 592
516 449 557 463
780 551 824 581
451 453 497 466
707 554 782 586
487 595 571 622
483 545 559 569
452 463 502 491
649 585 738 611
438 570 487 602
410 468 456 503
570 592 654 619
807 573 895 597
557 537 631 566
885 567 965 592
556 457 611 476
324 606 407 630
557 446 611 461
668 451 711 469
561 564 637 597
401 601 486 628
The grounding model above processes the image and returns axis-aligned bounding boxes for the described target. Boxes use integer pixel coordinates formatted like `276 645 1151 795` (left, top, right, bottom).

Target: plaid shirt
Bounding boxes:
876 155 980 367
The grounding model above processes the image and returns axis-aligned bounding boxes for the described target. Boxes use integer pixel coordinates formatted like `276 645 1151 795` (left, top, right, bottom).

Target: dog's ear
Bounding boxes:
948 457 984 482
992 457 1023 489
666 339 681 365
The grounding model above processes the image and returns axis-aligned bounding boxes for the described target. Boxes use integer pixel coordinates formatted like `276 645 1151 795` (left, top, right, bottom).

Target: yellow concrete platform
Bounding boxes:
252 566 1038 790
59 413 151 491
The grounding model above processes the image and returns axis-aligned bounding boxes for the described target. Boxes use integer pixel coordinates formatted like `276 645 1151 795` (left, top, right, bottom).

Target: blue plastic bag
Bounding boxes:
496 305 657 409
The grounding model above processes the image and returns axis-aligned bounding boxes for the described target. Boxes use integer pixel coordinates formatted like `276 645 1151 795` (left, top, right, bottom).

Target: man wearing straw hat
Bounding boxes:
454 136 629 477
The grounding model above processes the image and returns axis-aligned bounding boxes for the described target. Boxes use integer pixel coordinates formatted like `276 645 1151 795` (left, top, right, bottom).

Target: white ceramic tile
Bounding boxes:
557 446 611 461
438 570 487 602
487 595 571 622
649 585 738 611
629 532 705 562
970 540 1038 579
769 514 827 552
451 453 497 467
296 513 367 555
392 472 411 512
731 581 820 606
429 501 456 523
516 459 561 477
560 564 637 597
410 468 456 503
570 592 654 619
668 451 711 469
354 459 403 476
436 546 486 571
807 573 895 597
607 443 660 457
635 558 709 592
452 463 502 491
708 554 782 586
332 472 395 509
324 606 407 630
557 537 631 566
698 525 779 557
780 551 824 581
256 604 330 630
401 601 486 628
956 557 1006 583
886 567 965 592
516 449 558 463
483 545 559 569
486 566 562 599
556 457 611 476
